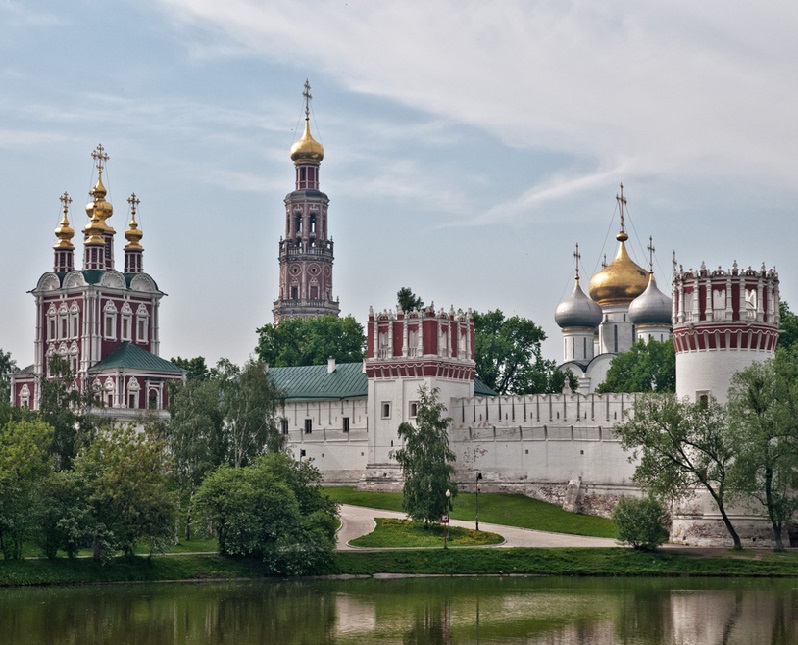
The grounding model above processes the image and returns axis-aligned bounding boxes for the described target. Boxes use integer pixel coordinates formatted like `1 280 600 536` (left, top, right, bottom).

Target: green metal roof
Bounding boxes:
268 362 367 401
88 342 185 375
268 362 496 401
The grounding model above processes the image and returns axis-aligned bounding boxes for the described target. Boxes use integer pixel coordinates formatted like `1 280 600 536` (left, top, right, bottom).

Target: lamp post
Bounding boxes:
475 472 483 531
444 488 451 549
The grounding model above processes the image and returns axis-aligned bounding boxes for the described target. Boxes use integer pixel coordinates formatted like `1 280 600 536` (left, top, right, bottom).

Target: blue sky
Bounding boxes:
1 1 796 368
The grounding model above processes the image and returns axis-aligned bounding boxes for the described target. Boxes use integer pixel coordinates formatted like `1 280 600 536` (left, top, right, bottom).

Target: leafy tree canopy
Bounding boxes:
596 339 675 394
255 315 365 367
195 452 338 575
395 386 457 526
615 393 741 549
0 349 17 405
397 287 424 312
170 356 212 381
472 310 567 394
778 300 798 352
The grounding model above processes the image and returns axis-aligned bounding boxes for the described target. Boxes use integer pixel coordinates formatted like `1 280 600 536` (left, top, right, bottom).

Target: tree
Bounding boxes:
596 339 675 394
613 496 670 551
395 386 458 526
614 393 742 549
472 310 564 394
0 349 17 404
170 355 212 381
726 351 798 549
162 376 225 540
195 452 338 575
778 301 798 352
74 424 176 559
217 359 285 467
255 315 365 367
397 287 424 312
0 420 53 559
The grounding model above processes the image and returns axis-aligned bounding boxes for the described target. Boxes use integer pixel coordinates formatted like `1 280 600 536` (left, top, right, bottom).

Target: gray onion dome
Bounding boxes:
555 279 603 328
628 274 672 325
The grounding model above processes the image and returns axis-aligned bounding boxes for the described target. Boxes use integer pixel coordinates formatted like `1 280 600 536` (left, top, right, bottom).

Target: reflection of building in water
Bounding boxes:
333 594 375 637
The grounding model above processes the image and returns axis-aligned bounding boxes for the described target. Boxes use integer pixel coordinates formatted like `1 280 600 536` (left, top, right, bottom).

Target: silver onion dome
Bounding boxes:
555 279 603 328
628 274 672 325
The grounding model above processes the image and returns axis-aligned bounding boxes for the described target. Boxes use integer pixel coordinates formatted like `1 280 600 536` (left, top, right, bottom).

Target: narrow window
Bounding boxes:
409 402 418 418
281 418 289 434
304 419 313 434
342 417 350 433
381 402 391 419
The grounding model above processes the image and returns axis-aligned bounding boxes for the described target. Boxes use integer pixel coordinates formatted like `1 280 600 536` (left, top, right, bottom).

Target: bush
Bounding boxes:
613 496 670 551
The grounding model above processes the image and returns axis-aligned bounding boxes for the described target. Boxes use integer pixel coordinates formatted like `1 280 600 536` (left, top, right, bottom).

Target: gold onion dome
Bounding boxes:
588 231 648 307
54 194 75 250
83 176 114 244
125 194 143 250
290 118 325 162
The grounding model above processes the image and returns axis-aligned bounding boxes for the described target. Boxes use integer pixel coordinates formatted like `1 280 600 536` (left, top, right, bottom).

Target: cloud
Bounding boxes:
154 0 798 190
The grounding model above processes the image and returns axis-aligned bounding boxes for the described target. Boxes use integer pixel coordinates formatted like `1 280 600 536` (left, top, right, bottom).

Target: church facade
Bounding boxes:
10 145 185 419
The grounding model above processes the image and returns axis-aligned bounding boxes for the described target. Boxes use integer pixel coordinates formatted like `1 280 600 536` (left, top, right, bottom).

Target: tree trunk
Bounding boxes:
184 488 194 542
772 521 784 550
718 505 743 550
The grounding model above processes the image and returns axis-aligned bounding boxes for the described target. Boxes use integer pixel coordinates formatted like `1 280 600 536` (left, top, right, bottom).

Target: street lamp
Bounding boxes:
475 472 483 531
444 488 451 549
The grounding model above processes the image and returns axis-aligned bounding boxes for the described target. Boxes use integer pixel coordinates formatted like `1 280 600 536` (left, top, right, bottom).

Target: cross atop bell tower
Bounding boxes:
273 81 340 322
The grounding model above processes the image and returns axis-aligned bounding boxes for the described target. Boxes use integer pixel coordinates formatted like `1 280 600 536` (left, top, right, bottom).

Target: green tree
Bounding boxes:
0 349 17 404
256 315 365 367
397 287 424 312
0 420 54 559
778 301 798 352
162 376 225 540
195 452 337 575
472 310 564 394
38 468 92 559
613 496 670 551
75 425 176 560
217 359 285 467
395 386 458 526
170 355 212 381
726 351 798 549
614 393 742 549
596 339 675 393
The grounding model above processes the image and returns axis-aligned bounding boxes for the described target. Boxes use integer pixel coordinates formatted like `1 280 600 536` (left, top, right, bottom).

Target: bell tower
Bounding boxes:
273 81 340 322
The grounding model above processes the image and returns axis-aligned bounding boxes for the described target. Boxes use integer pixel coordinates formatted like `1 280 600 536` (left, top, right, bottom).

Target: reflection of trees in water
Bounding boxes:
403 597 451 645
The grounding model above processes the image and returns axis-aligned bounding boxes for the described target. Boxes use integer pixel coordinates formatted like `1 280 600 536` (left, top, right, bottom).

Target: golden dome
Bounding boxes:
84 175 115 234
588 231 648 306
290 118 324 162
53 193 75 250
125 196 143 251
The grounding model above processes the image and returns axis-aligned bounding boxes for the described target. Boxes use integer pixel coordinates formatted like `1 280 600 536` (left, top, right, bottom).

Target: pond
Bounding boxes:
1 576 796 643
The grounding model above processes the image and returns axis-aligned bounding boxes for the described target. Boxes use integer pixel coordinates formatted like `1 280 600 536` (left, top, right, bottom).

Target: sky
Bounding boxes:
1 1 797 369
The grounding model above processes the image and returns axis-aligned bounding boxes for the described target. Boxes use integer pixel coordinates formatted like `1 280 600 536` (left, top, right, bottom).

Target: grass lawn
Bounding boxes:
324 486 617 538
350 518 503 548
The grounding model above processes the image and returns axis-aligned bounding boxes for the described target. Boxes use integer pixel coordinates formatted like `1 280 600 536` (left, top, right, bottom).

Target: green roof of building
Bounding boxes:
88 342 185 375
268 362 367 401
268 362 497 401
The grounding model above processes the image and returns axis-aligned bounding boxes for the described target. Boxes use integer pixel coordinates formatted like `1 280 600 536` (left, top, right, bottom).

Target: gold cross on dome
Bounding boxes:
303 79 312 119
59 191 72 216
127 192 140 219
616 182 627 232
91 144 109 177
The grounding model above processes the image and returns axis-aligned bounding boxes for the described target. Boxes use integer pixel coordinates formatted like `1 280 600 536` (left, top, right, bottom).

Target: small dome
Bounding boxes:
290 119 325 162
588 232 648 306
555 278 603 328
628 273 673 325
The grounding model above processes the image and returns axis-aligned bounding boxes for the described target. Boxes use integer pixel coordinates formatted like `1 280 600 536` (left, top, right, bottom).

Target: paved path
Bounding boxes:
336 504 617 550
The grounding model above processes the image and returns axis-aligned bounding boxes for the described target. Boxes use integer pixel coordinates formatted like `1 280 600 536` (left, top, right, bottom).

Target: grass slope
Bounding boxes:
350 518 503 548
324 487 617 538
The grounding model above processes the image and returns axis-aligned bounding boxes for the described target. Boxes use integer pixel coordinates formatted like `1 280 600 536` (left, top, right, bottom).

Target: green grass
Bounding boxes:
324 486 617 538
335 547 798 577
350 518 503 548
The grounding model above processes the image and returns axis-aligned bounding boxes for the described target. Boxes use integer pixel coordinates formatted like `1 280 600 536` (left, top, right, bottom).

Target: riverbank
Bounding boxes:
2 547 798 587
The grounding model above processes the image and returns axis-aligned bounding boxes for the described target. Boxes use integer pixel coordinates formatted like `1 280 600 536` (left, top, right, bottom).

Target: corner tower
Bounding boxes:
273 81 340 322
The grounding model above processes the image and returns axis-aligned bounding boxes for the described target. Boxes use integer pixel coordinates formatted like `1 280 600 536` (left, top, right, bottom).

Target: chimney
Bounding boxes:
327 357 336 374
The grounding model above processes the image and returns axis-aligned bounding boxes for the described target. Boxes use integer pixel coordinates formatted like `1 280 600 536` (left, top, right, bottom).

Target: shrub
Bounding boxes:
613 496 670 551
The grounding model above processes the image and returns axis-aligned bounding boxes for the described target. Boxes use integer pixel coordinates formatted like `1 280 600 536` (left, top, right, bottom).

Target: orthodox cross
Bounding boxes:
59 191 72 220
672 250 678 273
573 243 581 280
616 182 627 232
91 144 109 178
127 192 140 221
303 79 312 119
647 236 655 272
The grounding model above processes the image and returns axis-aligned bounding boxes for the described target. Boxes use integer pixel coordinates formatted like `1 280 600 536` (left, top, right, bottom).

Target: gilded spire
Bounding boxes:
53 191 75 249
125 193 143 250
289 80 325 162
84 143 114 244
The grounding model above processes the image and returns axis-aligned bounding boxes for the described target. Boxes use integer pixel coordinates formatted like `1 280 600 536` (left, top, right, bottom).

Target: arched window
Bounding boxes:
613 325 618 353
103 301 118 340
121 303 133 342
127 377 140 409
136 304 149 343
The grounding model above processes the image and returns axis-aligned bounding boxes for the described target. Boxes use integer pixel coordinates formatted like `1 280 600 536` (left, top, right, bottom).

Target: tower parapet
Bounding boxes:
673 261 779 402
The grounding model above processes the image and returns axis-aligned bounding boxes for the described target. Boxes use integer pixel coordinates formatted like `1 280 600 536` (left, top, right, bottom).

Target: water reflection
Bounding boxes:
0 576 796 643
